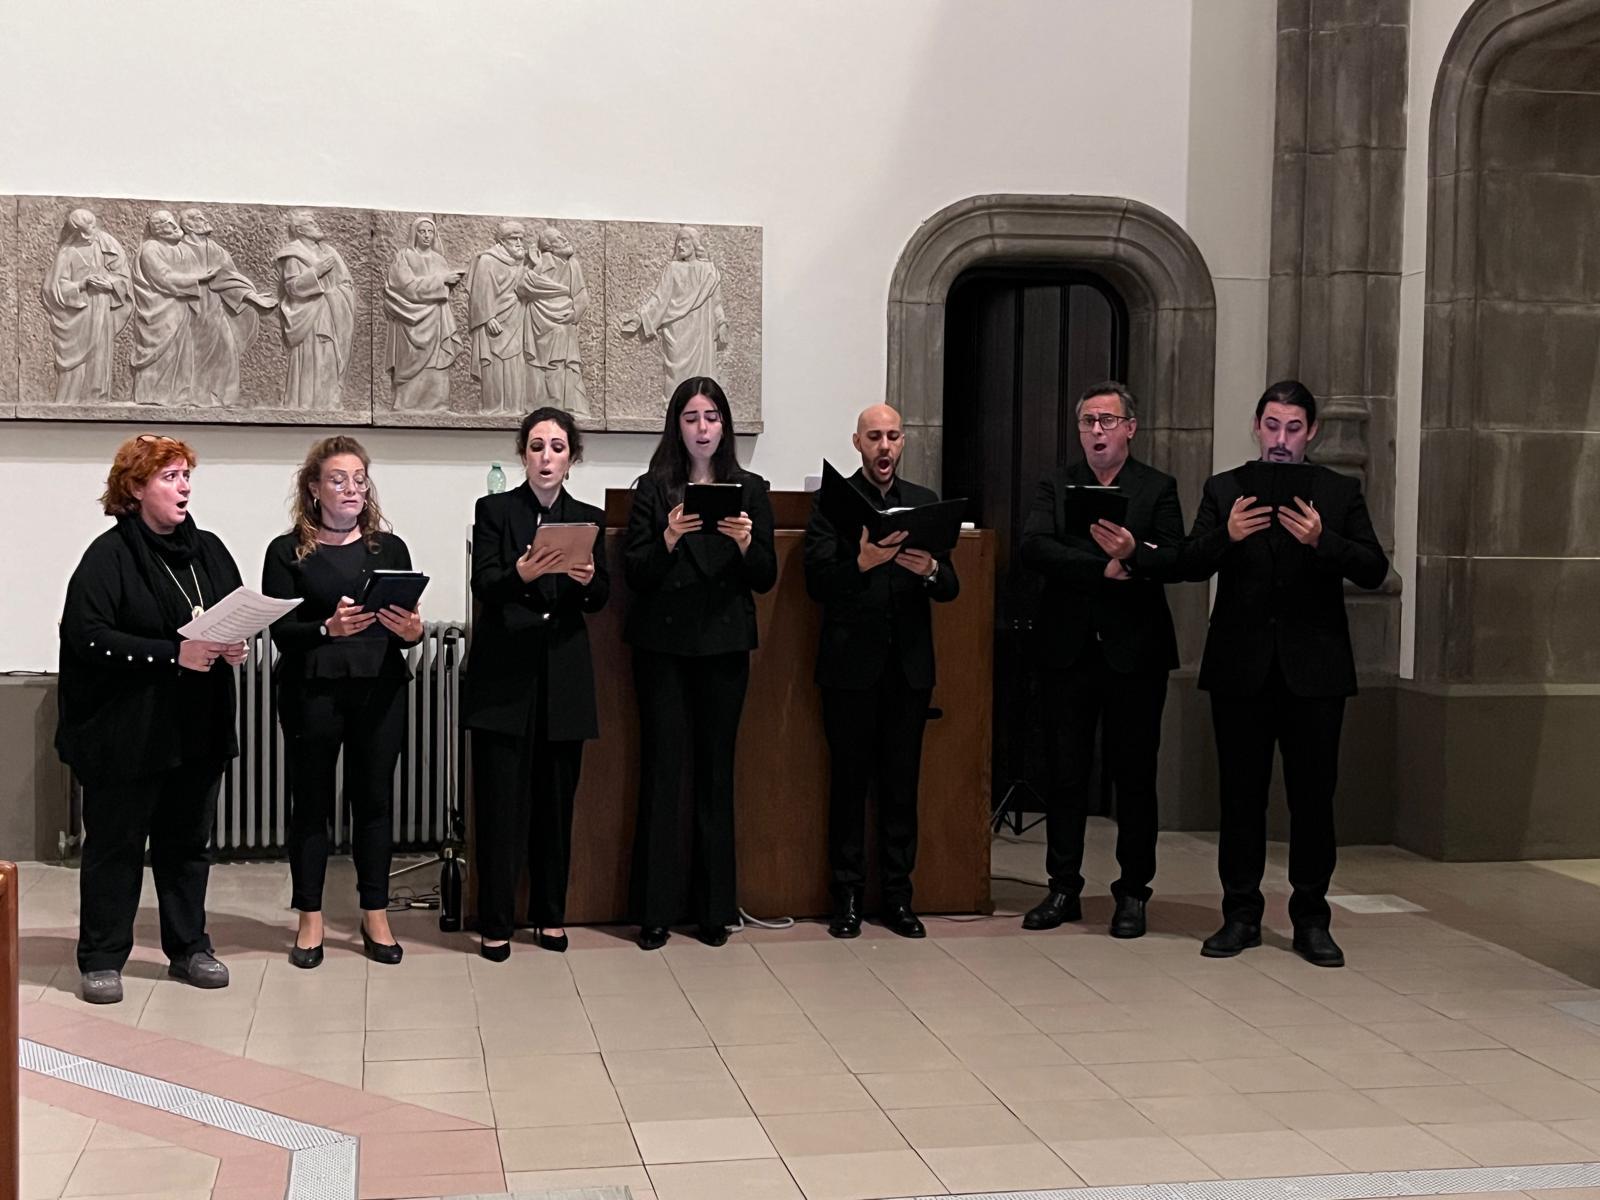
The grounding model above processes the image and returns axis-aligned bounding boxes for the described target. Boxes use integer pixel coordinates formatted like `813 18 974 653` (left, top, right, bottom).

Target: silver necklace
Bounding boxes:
158 559 205 620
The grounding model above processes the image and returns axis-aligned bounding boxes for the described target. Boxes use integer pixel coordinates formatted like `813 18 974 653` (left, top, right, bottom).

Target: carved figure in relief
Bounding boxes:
467 220 537 415
524 225 590 415
275 208 356 410
384 216 464 412
180 209 276 408
41 208 132 405
620 224 728 402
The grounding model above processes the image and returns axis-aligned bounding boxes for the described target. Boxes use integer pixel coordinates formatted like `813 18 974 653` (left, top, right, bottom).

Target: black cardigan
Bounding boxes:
57 523 243 784
262 530 418 681
622 471 777 656
463 484 610 741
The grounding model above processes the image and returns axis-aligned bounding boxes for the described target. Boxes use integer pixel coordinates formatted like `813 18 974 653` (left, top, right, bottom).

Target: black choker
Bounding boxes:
319 522 358 535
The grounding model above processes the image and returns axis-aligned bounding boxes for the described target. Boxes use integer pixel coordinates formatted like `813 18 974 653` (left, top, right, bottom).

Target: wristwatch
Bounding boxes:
319 622 329 638
924 561 940 584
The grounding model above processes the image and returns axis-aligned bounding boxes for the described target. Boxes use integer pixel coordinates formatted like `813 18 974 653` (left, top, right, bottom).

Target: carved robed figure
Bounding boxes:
466 220 537 416
275 208 356 410
180 209 275 408
42 209 132 405
383 216 464 412
524 225 589 415
621 224 728 403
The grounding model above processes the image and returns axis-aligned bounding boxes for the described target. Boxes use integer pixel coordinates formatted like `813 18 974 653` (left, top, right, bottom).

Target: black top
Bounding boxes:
1020 457 1183 675
622 471 778 656
57 515 243 784
802 469 961 691
262 530 418 681
1138 461 1389 698
463 484 609 741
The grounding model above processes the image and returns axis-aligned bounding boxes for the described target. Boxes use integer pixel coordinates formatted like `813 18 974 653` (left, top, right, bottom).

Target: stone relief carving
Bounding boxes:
383 215 463 412
42 209 132 405
7 195 760 429
619 224 728 402
276 208 357 410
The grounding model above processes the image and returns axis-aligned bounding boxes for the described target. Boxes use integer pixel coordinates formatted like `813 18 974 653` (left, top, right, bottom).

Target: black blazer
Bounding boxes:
462 484 609 741
623 471 777 656
1141 461 1388 698
1020 457 1182 675
803 470 961 691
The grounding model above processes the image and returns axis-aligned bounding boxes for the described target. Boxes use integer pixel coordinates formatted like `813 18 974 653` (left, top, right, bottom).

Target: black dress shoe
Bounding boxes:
697 924 730 947
1200 920 1262 958
829 891 863 939
479 939 511 962
1108 896 1147 939
1292 926 1345 968
1021 891 1082 931
535 930 569 954
884 904 926 939
361 924 403 966
638 925 670 951
289 942 324 969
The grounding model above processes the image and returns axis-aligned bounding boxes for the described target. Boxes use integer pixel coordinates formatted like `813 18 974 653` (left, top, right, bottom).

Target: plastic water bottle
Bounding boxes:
486 462 507 494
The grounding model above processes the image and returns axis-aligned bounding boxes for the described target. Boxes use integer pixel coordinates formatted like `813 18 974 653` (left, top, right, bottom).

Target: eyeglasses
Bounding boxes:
136 433 179 445
326 473 369 493
1077 414 1129 431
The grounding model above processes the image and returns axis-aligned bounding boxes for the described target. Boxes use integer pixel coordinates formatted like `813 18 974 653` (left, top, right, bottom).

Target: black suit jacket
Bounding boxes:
1020 457 1182 675
623 471 778 656
803 470 961 691
463 484 609 740
1141 461 1388 699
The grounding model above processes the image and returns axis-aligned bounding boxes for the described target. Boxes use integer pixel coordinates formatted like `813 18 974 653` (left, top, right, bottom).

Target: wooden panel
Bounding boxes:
467 494 994 924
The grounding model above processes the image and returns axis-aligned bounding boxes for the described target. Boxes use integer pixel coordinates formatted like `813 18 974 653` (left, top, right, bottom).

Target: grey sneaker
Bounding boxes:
81 969 124 1004
168 951 229 989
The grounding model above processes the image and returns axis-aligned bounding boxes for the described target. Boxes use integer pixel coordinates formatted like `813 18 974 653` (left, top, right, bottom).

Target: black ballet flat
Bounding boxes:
638 925 669 951
361 924 404 966
479 939 511 963
288 942 323 970
535 930 569 954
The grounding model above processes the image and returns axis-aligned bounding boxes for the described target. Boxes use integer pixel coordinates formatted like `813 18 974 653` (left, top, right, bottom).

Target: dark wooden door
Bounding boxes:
942 269 1128 819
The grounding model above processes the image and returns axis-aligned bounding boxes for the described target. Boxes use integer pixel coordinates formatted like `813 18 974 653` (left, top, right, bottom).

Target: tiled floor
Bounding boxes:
18 821 1600 1200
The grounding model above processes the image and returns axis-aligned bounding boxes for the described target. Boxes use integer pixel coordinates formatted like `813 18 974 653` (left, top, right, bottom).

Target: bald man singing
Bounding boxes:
803 406 960 938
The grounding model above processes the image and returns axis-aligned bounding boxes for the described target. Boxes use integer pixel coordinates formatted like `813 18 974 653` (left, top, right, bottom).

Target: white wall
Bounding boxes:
0 0 1284 671
1396 0 1473 678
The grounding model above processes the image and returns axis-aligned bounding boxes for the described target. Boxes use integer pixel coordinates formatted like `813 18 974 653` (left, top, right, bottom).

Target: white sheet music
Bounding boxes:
177 587 302 642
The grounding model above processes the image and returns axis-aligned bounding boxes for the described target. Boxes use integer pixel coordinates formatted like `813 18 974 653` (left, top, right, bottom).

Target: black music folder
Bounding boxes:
819 460 966 554
1240 460 1317 509
1062 485 1129 532
359 570 429 614
683 482 743 526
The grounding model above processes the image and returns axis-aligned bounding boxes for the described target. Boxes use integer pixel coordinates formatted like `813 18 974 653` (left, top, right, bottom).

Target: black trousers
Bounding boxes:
473 728 585 939
282 678 406 913
630 648 750 928
1209 660 1345 930
822 659 932 908
77 760 220 973
1045 648 1169 902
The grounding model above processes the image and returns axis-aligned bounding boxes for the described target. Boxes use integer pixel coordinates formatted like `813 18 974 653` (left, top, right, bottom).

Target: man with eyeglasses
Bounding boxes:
1019 381 1183 938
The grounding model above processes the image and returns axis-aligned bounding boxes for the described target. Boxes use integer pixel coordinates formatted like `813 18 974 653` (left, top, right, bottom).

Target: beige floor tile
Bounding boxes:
620 1079 753 1121
485 1050 611 1092
1311 1051 1459 1088
1054 1030 1190 1064
805 1008 925 1042
1365 1018 1503 1053
1090 1060 1234 1098
84 1123 167 1151
249 1003 367 1035
1417 1047 1569 1084
19 1102 94 1154
363 1055 485 1096
1264 1088 1412 1130
760 1109 908 1156
1163 1024 1288 1060
1264 1021 1402 1055
784 1148 945 1200
504 1164 652 1193
1468 1015 1600 1049
1219 995 1345 1027
699 1010 818 1046
1477 1077 1600 1120
738 1074 875 1116
886 1103 1036 1149
1178 1128 1346 1178
1050 1134 1215 1184
1362 1084 1527 1125
363 998 466 1030
592 1014 712 1051
1133 1094 1285 1136
491 1080 624 1127
648 1158 803 1200
857 1069 997 1110
914 1005 1037 1037
1426 1119 1592 1166
390 1090 496 1123
1012 1098 1162 1141
363 1026 482 1060
21 1151 78 1200
1202 1054 1345 1093
497 1121 641 1171
244 1029 366 1065
921 1142 1082 1192
828 1032 960 1073
631 1116 777 1164
63 1145 218 1195
1017 1001 1147 1033
938 1032 1073 1069
722 1041 848 1080
975 1064 1116 1105
1526 1041 1600 1080
603 1047 730 1085
1305 1124 1476 1170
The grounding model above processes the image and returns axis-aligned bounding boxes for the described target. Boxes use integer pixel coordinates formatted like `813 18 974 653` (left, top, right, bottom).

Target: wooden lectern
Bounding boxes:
466 490 994 924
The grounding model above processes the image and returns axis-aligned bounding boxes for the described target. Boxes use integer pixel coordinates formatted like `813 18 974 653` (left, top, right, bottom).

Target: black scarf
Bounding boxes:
116 513 220 630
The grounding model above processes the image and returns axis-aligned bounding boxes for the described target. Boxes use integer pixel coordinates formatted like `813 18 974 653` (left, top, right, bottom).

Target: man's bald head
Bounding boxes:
852 404 906 493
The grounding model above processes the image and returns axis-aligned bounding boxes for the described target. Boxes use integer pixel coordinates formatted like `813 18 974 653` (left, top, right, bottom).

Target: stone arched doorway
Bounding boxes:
884 193 1216 662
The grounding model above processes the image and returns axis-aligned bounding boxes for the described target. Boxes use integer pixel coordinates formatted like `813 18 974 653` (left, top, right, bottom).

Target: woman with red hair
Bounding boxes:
56 434 246 1005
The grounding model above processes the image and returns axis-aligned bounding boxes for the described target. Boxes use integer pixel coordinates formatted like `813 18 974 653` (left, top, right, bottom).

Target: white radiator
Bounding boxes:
215 621 465 857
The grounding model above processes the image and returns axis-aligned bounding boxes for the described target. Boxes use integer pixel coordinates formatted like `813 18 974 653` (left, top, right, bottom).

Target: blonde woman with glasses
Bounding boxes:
262 436 423 968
